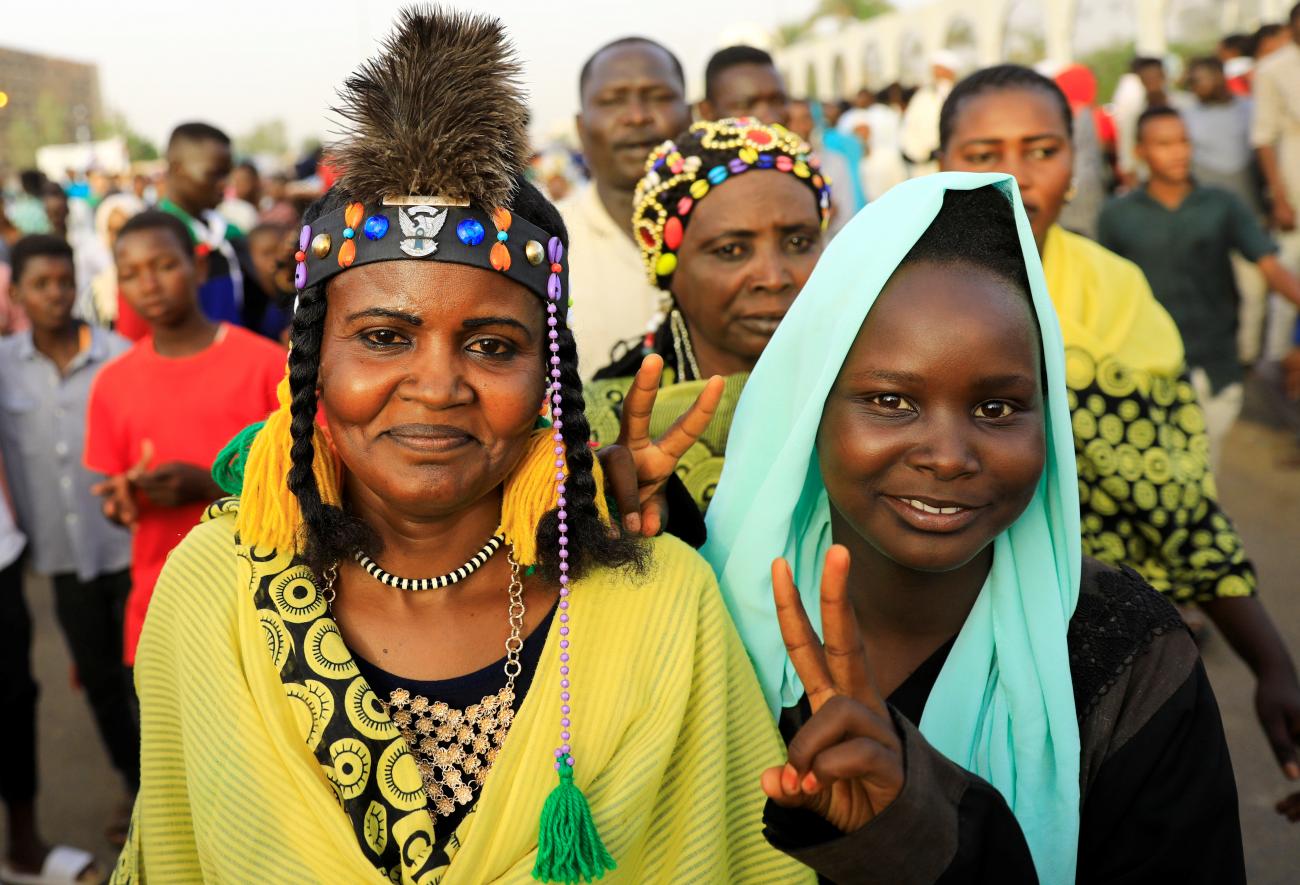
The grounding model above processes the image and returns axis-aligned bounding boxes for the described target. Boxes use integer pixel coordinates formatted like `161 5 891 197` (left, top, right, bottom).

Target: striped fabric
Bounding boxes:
356 533 504 590
111 506 808 884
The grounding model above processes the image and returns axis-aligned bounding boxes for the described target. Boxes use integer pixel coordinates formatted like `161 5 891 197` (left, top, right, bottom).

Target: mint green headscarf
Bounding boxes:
703 172 1081 883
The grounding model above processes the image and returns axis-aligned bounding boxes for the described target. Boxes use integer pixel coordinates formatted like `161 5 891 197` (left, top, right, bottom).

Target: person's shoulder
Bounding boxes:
153 499 243 602
91 338 151 389
1059 224 1147 278
1257 42 1300 77
92 326 132 359
580 533 718 614
1068 557 1195 720
222 325 288 362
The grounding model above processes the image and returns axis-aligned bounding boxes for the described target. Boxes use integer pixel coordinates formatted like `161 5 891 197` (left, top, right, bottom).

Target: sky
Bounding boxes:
3 0 849 153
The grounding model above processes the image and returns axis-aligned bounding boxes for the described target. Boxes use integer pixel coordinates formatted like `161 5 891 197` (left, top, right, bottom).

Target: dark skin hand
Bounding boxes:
597 353 724 537
89 439 222 524
762 546 905 832
941 85 1300 813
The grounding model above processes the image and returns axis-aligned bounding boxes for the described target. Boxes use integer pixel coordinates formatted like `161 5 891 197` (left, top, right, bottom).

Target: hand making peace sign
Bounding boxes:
761 545 905 833
596 353 724 537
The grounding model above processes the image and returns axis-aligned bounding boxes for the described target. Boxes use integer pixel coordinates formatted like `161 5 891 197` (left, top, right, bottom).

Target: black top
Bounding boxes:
354 601 556 842
764 560 1245 884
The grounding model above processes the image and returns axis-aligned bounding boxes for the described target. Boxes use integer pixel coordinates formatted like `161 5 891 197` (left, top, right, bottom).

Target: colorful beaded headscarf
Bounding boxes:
631 117 831 289
226 7 614 882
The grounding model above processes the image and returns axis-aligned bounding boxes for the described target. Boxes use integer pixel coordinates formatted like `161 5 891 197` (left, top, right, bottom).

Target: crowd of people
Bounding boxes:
1 3 1299 883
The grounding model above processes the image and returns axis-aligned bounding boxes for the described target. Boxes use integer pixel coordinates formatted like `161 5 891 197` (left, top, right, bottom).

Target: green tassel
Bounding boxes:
211 421 265 496
532 762 615 884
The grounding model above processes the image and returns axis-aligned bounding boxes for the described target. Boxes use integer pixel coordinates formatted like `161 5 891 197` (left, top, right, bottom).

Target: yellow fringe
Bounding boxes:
501 429 611 566
235 372 342 551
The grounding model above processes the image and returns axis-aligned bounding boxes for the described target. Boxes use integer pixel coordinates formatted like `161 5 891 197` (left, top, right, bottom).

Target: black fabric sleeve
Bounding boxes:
661 472 706 548
762 712 1038 885
1075 659 1245 885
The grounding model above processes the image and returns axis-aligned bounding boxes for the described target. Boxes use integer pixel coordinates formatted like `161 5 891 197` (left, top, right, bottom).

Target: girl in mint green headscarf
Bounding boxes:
704 173 1243 884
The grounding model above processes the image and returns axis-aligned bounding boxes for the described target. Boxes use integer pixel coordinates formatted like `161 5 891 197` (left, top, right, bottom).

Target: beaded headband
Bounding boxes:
294 199 569 318
631 117 832 290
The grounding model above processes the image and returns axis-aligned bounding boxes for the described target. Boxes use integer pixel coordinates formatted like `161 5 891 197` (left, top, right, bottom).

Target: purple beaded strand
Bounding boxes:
545 237 576 772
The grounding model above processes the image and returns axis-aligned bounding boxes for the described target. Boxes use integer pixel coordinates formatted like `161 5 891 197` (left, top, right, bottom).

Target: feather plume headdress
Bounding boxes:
288 5 566 308
333 6 528 207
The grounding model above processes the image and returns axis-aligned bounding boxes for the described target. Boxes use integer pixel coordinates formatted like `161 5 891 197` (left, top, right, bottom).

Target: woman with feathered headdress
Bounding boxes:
110 8 807 884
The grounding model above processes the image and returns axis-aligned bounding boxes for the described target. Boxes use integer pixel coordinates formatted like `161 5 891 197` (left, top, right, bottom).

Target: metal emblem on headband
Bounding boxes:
398 205 449 257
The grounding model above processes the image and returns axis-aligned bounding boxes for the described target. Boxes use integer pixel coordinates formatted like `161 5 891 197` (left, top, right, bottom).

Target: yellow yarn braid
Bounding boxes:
500 429 611 566
235 371 342 551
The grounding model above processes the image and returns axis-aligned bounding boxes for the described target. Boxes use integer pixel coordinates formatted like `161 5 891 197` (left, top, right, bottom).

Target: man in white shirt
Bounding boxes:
561 37 692 378
1252 2 1300 360
899 49 959 178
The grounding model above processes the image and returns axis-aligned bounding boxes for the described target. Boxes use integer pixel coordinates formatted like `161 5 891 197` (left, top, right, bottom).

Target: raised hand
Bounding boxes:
90 440 153 528
597 353 723 537
760 545 905 833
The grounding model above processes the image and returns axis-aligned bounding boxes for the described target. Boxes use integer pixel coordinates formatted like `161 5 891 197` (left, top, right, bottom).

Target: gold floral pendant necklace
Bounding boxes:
378 551 525 816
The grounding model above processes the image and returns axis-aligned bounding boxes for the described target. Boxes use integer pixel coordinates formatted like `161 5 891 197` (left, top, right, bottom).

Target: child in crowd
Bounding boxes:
85 210 284 666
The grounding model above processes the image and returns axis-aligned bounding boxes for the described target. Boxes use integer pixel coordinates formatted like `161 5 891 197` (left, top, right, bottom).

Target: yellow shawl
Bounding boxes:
111 502 807 884
1041 224 1184 377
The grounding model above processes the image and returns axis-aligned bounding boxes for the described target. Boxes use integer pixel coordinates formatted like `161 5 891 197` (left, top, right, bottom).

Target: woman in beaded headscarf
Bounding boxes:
584 118 831 516
111 10 808 885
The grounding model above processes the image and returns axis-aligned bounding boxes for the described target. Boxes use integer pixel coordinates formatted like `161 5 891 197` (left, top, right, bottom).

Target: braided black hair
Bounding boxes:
938 64 1073 154
289 178 643 581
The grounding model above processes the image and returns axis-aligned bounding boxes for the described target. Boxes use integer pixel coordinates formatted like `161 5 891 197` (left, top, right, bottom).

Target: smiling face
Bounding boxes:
939 88 1073 250
318 260 547 521
818 261 1045 574
670 170 823 376
577 43 691 191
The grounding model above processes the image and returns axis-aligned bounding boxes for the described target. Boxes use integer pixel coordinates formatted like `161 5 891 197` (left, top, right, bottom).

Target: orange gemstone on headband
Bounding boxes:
663 217 683 251
338 238 356 268
492 207 513 231
344 201 364 230
746 128 773 146
490 241 511 271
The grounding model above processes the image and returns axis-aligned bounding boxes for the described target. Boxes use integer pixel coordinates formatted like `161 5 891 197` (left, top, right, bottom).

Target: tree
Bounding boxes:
101 112 159 161
5 119 41 169
237 120 289 157
34 91 68 146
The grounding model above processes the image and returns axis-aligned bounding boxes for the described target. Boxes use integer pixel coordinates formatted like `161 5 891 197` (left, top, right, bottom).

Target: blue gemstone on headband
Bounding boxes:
707 165 728 185
363 215 389 240
756 153 775 169
343 227 356 239
457 218 486 246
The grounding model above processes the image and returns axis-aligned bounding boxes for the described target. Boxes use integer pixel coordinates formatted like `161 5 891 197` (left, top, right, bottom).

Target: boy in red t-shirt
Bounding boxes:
85 210 285 663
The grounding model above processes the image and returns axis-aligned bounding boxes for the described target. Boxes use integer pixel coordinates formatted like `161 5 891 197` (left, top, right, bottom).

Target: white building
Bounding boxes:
775 0 1293 97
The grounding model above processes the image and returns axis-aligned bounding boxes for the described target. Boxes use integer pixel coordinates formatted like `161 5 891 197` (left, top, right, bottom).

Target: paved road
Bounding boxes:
6 410 1300 881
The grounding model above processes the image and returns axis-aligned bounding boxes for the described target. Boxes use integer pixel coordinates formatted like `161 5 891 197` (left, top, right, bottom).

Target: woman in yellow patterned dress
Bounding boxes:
110 11 808 884
939 63 1300 794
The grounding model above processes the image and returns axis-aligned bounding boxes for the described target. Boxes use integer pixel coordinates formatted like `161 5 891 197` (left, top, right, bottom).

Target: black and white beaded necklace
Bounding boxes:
354 533 505 591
